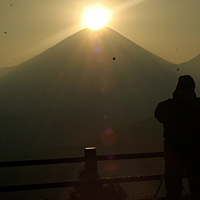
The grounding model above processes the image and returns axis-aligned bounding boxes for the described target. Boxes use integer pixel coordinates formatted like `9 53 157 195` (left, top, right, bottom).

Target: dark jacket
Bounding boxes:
155 89 200 155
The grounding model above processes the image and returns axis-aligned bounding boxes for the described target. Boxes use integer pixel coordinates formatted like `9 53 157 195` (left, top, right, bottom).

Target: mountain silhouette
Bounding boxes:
0 27 178 160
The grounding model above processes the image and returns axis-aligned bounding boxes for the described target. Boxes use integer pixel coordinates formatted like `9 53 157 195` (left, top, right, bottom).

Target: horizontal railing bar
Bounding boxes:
0 157 85 168
0 181 78 193
0 152 164 168
97 152 164 161
99 175 162 183
0 175 162 193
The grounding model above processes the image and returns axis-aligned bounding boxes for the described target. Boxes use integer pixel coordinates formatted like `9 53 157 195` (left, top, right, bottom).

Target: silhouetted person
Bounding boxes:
155 75 200 200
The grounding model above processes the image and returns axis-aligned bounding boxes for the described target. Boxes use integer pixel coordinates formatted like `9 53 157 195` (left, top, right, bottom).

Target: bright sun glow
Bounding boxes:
82 5 111 30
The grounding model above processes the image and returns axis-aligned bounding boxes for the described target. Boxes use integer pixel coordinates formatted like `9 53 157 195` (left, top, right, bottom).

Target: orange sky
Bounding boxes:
0 0 200 68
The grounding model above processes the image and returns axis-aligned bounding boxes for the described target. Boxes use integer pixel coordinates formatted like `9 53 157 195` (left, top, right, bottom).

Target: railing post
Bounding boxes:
84 147 98 180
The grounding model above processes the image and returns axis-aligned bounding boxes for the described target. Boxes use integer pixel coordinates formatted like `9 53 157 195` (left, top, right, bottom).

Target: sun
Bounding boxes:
82 5 111 30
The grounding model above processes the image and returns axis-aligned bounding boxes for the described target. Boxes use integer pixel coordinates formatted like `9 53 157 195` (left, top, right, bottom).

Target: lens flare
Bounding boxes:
100 128 117 146
82 5 111 30
104 163 118 171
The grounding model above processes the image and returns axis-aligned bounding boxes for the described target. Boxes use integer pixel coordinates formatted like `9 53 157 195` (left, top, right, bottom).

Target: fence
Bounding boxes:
0 147 165 199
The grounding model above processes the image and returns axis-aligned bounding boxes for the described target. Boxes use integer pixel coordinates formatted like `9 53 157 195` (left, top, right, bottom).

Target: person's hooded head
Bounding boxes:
173 75 196 98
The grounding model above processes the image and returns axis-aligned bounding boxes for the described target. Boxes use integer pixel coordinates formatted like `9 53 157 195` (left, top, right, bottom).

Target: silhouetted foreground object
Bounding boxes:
155 75 200 200
68 167 128 200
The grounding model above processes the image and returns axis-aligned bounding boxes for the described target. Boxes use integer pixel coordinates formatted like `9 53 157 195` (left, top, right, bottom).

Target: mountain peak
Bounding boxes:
20 26 172 70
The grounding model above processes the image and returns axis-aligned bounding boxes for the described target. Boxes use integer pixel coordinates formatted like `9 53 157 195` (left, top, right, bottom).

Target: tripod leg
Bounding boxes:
153 172 165 199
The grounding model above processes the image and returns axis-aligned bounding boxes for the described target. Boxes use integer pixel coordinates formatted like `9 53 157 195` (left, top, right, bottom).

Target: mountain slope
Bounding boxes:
0 27 177 160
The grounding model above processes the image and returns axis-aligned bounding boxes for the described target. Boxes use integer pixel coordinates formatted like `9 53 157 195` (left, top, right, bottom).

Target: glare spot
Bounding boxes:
82 5 111 30
108 155 114 160
103 114 108 119
104 163 118 171
95 46 101 53
100 128 117 146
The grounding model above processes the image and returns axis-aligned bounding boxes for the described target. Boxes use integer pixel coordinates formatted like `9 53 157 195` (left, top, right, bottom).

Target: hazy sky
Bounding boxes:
0 0 200 68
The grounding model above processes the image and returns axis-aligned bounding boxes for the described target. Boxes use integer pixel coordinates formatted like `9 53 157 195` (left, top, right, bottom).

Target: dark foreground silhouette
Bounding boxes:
68 167 128 200
155 75 200 200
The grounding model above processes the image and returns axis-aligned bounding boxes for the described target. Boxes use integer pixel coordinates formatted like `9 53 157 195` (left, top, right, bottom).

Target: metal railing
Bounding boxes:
0 147 164 197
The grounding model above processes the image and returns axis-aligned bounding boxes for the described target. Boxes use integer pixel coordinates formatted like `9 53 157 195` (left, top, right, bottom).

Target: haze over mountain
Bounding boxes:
0 27 180 161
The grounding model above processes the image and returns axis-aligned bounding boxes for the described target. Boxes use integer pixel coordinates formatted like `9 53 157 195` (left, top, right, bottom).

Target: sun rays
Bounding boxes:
82 5 111 30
